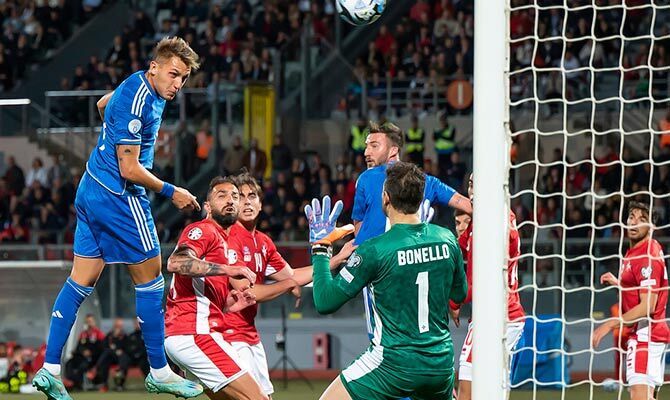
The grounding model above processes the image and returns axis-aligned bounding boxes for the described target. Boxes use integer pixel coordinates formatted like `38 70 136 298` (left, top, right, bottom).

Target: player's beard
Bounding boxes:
211 209 238 228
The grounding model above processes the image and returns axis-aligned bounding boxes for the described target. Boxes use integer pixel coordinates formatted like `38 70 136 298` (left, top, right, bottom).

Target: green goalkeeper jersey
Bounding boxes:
312 222 467 375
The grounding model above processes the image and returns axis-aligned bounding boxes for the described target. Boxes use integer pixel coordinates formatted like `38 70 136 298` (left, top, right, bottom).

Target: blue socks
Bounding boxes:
45 278 94 366
135 275 168 369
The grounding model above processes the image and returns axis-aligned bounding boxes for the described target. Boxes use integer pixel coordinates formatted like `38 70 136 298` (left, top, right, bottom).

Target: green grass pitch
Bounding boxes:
4 381 655 399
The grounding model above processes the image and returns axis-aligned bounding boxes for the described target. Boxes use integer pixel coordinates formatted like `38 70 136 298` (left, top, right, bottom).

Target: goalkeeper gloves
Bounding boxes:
305 195 354 255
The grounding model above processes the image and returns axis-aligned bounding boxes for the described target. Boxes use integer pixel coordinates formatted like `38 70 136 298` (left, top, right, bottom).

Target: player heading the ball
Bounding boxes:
34 37 219 400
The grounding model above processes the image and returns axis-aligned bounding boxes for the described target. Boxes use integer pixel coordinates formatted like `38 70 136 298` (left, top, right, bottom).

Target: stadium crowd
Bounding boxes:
0 0 105 91
60 0 340 94
343 0 670 117
0 315 149 393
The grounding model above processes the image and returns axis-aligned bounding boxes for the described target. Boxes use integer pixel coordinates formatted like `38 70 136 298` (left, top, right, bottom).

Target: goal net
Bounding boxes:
498 0 670 398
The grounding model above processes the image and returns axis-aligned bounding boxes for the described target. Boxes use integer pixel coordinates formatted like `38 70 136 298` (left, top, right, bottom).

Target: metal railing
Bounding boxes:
2 237 669 318
35 84 253 185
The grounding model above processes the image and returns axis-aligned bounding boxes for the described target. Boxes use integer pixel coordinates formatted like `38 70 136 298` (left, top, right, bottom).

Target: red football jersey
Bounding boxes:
223 222 290 344
454 211 525 322
165 219 246 337
619 238 670 343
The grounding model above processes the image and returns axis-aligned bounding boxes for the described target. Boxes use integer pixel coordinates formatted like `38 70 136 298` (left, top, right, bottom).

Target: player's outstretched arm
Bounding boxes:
282 239 358 287
117 145 200 212
311 245 355 314
167 245 256 281
229 277 299 303
426 174 472 215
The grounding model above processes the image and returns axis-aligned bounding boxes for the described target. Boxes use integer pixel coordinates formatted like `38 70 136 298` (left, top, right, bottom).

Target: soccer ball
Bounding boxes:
336 0 386 26
601 378 619 392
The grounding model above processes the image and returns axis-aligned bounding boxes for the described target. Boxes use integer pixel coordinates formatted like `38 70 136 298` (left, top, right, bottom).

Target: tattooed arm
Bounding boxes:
167 244 257 281
116 145 167 192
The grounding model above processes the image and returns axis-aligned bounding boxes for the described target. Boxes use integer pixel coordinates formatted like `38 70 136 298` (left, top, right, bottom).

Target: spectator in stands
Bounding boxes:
405 115 425 167
658 107 670 150
122 319 149 378
271 135 292 180
0 212 28 243
133 10 155 40
65 314 105 390
434 113 456 177
0 342 7 381
47 155 70 184
82 0 103 21
3 156 25 196
223 135 245 175
0 50 11 91
349 117 368 160
25 158 48 188
92 318 130 392
243 138 267 180
195 120 214 166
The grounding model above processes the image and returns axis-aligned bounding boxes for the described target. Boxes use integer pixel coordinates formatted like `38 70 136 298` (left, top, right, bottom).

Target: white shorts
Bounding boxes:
626 337 667 387
459 322 525 382
165 333 247 393
231 341 274 395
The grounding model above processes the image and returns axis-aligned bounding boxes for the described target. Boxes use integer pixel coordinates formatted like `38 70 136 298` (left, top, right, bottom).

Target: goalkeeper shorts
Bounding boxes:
340 346 454 400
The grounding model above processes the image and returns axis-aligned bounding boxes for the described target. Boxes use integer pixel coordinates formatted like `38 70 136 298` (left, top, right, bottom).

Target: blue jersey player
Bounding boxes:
352 121 472 337
33 37 253 400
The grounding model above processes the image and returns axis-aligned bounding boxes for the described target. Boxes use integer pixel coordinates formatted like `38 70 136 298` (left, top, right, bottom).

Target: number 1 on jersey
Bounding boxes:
416 271 429 333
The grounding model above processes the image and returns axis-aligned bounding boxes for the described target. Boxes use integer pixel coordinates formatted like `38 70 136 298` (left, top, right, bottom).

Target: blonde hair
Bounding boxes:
154 37 200 71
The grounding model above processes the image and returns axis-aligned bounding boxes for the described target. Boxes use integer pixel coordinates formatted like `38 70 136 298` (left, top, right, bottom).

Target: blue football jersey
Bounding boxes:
86 71 166 196
352 163 457 245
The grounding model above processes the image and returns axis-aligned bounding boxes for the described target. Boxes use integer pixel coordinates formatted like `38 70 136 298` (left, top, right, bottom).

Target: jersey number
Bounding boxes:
254 253 263 273
416 271 429 333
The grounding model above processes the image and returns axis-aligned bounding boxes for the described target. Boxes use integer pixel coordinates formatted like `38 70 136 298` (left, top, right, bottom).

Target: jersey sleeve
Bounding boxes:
177 224 215 259
333 245 378 298
110 83 146 146
351 173 367 222
425 174 456 206
633 248 665 290
265 239 289 276
449 241 468 304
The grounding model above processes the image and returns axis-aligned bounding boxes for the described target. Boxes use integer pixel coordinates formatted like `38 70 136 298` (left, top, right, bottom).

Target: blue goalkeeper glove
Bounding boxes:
419 199 435 223
304 195 345 243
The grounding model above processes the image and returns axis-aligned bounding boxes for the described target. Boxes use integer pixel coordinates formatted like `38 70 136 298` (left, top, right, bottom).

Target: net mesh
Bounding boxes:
507 0 670 397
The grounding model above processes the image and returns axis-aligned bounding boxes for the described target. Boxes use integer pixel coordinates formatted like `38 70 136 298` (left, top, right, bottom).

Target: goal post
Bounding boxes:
472 0 509 400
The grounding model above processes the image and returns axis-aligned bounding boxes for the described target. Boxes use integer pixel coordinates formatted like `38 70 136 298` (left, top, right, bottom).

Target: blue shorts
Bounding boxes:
74 172 160 264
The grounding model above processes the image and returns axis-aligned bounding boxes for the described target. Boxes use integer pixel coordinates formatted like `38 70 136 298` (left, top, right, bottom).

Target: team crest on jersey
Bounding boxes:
347 253 362 268
642 265 652 279
243 246 251 262
228 249 238 264
262 244 267 258
187 227 202 240
128 119 142 134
